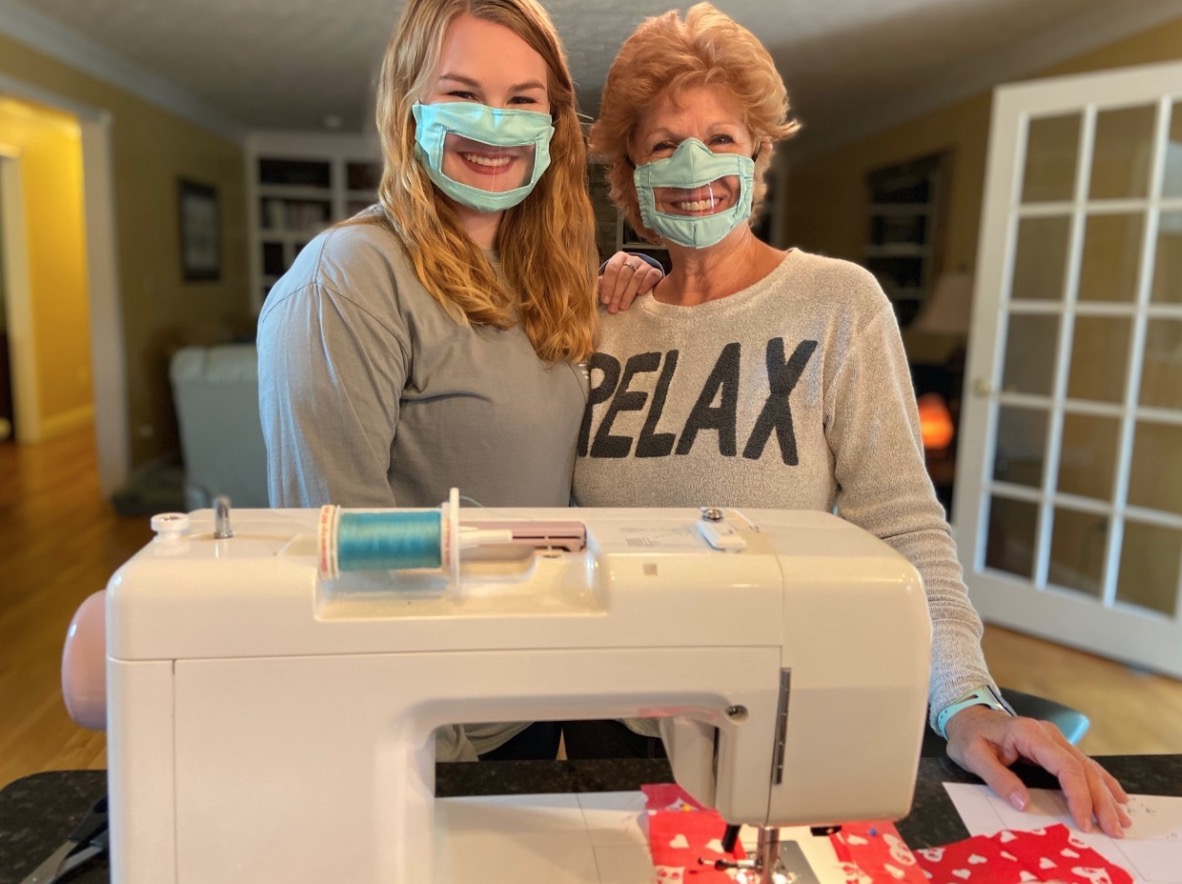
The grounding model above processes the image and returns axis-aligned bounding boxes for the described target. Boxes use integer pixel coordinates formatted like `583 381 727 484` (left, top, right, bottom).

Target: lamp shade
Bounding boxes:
913 271 974 336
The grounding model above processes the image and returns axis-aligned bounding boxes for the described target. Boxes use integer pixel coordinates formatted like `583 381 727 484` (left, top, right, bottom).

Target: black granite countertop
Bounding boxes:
3 755 1179 884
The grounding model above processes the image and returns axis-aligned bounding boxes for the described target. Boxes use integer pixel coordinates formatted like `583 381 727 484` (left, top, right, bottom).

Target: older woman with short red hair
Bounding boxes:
570 3 1130 838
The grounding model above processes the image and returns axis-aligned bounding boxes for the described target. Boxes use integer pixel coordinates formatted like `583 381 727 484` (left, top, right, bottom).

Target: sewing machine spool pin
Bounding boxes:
213 496 234 539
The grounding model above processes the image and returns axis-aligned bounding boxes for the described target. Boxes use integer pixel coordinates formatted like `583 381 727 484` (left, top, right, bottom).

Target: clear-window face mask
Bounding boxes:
634 138 755 249
413 102 554 213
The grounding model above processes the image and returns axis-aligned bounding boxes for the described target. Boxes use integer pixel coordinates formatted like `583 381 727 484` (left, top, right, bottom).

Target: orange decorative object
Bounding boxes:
917 393 955 452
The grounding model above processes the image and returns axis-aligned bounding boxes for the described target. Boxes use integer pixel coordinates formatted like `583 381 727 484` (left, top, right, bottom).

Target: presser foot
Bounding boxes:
699 825 813 884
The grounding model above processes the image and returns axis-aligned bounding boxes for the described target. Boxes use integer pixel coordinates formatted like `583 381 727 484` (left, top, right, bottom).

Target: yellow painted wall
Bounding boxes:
0 98 92 433
0 33 250 466
781 15 1182 363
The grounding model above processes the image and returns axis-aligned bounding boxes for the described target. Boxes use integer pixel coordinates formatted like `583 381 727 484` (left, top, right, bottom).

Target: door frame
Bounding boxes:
0 146 38 441
0 73 128 495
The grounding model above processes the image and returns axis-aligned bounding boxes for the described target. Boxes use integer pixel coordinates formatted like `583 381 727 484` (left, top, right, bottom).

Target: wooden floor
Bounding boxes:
1 428 1181 789
0 428 152 789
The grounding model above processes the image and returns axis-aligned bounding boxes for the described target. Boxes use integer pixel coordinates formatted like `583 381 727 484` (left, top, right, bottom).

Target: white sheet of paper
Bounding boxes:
944 783 1182 884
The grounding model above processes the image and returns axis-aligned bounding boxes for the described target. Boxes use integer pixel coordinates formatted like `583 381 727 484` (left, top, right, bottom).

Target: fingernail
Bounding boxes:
1009 792 1026 811
1082 819 1093 833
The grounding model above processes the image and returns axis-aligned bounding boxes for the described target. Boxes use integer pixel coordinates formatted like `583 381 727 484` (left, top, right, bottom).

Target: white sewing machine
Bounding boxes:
105 501 931 883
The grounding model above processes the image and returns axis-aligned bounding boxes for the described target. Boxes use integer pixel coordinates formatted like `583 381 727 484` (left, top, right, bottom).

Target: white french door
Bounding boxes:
955 60 1182 676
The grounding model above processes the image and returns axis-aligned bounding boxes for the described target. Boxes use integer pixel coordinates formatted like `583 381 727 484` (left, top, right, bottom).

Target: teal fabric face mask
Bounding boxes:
633 138 755 249
413 101 554 213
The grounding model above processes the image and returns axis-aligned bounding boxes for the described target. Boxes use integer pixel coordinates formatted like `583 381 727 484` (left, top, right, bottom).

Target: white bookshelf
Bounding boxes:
246 131 382 313
863 152 949 327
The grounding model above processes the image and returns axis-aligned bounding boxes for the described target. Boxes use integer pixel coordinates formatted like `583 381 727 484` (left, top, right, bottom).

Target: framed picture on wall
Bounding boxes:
178 178 221 282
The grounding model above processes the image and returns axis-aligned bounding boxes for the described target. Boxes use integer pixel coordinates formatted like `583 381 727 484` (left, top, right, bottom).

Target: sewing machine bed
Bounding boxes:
6 757 1182 884
437 791 653 882
440 790 851 882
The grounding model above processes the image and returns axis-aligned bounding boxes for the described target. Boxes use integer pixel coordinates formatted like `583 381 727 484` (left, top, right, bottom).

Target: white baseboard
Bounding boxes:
39 404 96 440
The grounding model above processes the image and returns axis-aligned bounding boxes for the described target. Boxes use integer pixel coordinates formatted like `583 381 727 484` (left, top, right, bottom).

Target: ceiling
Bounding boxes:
7 0 1182 151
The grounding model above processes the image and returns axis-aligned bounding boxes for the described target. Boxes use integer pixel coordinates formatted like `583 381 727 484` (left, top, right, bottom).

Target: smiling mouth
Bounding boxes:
461 152 513 169
674 197 721 212
666 193 734 215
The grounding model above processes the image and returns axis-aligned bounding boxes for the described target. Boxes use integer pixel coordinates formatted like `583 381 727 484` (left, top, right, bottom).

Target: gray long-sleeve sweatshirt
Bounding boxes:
573 249 997 732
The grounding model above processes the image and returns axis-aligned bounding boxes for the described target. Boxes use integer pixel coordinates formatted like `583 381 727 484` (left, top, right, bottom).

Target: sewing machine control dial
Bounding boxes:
696 516 747 552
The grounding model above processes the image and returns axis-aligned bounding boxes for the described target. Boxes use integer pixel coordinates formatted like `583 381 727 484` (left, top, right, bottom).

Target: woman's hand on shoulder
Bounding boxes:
599 251 663 315
944 705 1131 838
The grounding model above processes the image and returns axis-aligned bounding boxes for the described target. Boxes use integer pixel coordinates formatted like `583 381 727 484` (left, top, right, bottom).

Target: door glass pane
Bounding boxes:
1117 521 1182 617
1163 102 1182 198
994 406 1047 487
1129 422 1182 515
1058 414 1119 501
1066 316 1130 403
1049 507 1108 598
1002 314 1059 395
1078 213 1144 302
1153 212 1182 304
1022 113 1081 203
985 496 1040 578
1141 320 1182 410
1089 105 1156 200
1012 216 1070 301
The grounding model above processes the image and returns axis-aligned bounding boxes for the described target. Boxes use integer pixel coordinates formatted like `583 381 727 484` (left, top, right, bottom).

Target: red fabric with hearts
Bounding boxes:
642 784 745 881
913 823 1133 884
828 821 929 883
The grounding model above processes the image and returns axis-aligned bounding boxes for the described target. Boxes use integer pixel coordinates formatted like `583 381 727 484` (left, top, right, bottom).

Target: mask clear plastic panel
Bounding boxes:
651 175 742 217
442 131 537 193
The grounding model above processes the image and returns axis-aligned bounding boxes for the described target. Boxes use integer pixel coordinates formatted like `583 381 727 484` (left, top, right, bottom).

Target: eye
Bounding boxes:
508 95 540 106
709 134 736 147
447 90 478 101
651 140 677 154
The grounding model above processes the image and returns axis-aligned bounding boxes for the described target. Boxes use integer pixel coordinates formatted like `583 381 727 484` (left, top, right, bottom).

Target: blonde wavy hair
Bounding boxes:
589 3 799 244
370 0 598 363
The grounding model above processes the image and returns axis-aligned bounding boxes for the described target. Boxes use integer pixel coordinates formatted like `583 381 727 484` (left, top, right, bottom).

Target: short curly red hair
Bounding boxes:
589 3 799 243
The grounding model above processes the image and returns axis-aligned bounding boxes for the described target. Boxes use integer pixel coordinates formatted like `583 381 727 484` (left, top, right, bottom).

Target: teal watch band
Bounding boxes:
936 685 1015 739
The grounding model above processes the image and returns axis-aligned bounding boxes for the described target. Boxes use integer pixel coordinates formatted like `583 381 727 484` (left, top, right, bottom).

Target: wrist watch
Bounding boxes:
936 685 1016 739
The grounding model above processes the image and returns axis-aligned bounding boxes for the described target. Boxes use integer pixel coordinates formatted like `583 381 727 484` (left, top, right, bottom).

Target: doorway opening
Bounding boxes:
0 78 127 494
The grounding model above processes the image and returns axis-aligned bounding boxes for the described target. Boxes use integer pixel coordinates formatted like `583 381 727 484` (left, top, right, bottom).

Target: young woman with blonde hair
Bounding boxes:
257 0 656 760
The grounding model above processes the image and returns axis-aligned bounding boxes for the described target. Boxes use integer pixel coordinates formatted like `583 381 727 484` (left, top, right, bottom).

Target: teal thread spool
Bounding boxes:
319 506 446 578
338 511 443 571
317 491 511 583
